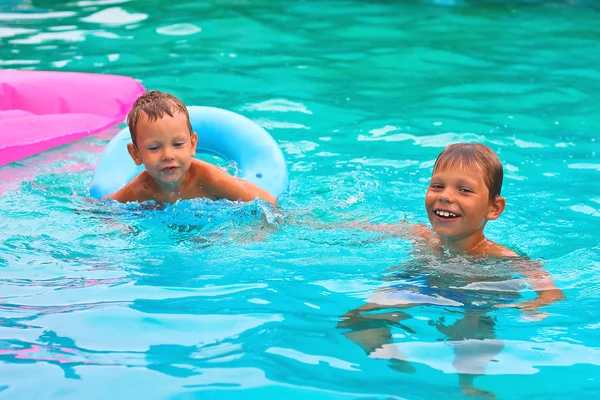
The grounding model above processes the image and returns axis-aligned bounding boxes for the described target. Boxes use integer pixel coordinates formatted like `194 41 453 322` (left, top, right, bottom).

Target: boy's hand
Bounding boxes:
493 301 550 321
494 300 539 312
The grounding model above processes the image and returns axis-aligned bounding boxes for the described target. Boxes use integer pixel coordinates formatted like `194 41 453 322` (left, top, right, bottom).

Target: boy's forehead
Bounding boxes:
432 163 487 183
138 107 186 122
135 112 189 140
137 109 188 129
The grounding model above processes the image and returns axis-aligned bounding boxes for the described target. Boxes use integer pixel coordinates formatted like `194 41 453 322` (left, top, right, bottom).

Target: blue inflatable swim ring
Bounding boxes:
90 106 289 200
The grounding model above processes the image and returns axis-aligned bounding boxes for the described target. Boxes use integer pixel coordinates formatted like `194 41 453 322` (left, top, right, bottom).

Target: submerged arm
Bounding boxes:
496 260 565 313
519 263 565 309
342 220 431 240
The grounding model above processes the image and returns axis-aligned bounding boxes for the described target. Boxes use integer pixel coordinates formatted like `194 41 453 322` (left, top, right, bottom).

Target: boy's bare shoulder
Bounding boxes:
410 223 433 239
188 159 278 205
105 186 134 203
481 241 519 258
190 159 245 189
105 172 154 203
189 159 224 180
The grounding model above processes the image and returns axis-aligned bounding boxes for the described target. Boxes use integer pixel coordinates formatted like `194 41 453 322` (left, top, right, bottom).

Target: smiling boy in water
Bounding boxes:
351 143 562 301
338 143 564 399
105 90 277 205
361 143 515 256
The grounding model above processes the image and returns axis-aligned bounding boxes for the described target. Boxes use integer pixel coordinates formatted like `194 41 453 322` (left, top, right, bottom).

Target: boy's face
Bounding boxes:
127 110 197 188
424 165 505 242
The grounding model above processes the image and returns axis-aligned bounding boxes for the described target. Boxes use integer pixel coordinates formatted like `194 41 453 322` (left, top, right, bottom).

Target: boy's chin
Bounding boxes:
431 226 463 239
149 172 183 185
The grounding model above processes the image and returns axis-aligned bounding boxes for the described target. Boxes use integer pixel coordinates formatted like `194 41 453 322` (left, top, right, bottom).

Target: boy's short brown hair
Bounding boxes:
433 143 503 202
127 90 193 145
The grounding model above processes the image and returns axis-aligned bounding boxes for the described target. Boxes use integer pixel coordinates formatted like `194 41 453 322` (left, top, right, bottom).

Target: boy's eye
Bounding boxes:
147 146 159 151
429 184 443 190
459 188 474 194
173 142 185 147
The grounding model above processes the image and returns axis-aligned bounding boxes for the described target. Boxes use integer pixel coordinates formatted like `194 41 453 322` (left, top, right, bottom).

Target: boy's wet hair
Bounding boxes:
433 143 503 202
127 90 193 145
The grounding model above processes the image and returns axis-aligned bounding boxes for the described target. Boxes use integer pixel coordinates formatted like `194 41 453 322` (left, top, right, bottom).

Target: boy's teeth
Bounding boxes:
436 210 457 218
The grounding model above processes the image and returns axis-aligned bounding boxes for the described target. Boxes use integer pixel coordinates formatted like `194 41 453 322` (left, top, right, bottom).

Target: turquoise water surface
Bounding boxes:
1 0 600 399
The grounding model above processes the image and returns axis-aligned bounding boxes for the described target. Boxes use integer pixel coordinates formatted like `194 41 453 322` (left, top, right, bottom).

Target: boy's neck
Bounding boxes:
439 231 487 254
156 179 183 195
147 171 189 200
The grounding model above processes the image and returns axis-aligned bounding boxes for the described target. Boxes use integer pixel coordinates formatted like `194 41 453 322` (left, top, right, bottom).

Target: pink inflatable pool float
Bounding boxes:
0 70 145 166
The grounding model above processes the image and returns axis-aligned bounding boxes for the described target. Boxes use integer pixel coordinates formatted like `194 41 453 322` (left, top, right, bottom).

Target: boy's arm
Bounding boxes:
518 263 565 310
204 165 277 205
343 220 431 240
102 173 150 204
104 187 132 203
104 182 148 204
495 260 565 313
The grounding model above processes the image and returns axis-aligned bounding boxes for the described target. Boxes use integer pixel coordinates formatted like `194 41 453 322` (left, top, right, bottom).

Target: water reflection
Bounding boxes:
338 254 562 399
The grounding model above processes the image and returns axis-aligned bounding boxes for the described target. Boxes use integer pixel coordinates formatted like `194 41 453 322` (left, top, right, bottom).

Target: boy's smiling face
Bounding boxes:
127 110 197 190
425 165 505 244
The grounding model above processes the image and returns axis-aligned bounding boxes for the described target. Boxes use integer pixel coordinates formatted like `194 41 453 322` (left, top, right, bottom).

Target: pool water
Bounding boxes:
1 0 600 399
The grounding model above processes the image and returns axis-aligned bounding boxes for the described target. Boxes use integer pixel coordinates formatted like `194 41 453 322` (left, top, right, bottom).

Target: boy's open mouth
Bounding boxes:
162 166 179 173
434 209 460 219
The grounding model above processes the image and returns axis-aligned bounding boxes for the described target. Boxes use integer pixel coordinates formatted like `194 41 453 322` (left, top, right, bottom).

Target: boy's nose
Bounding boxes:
162 148 175 160
438 189 454 203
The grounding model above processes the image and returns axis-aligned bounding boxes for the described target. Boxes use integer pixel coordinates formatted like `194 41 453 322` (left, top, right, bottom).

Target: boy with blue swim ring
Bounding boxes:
338 143 564 399
106 90 277 205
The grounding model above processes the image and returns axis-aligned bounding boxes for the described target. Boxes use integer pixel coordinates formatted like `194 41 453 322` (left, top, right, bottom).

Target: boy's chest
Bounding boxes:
150 185 215 204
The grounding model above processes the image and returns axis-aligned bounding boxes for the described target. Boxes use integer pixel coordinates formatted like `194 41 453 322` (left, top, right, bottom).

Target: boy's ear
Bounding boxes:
487 196 506 221
127 143 143 166
191 132 198 156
